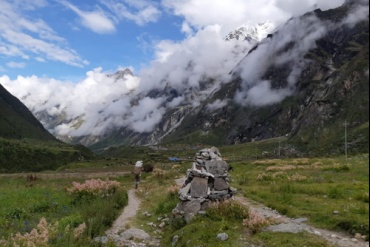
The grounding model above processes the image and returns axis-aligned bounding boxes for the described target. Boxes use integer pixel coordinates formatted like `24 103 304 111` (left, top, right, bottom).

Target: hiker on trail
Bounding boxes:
133 160 143 189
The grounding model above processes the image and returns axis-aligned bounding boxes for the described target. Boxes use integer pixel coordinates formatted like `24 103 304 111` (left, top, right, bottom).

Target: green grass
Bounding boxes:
0 174 129 246
0 145 368 246
0 138 96 173
230 154 369 238
128 154 348 247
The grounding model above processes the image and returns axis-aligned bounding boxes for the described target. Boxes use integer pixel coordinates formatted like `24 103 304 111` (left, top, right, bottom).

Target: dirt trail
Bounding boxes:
0 171 130 179
106 189 141 236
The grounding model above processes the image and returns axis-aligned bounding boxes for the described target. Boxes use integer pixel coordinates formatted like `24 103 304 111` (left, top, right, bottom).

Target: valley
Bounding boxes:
0 0 368 246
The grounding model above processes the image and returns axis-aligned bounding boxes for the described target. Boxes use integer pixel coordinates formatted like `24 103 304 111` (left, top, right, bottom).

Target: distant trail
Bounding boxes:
0 171 130 179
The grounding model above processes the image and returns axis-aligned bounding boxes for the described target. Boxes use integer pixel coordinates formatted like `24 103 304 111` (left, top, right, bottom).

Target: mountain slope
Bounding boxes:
225 22 275 42
159 3 369 154
0 84 56 140
0 84 94 172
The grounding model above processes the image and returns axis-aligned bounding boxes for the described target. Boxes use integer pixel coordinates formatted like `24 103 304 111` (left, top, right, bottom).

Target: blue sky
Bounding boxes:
0 0 188 80
0 0 346 81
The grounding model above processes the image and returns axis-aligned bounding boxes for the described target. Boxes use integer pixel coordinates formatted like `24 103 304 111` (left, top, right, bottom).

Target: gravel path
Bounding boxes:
106 189 141 236
0 171 130 179
103 189 160 247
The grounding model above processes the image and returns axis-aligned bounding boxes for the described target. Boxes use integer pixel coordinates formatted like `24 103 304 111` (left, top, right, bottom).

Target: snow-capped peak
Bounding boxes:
225 22 275 42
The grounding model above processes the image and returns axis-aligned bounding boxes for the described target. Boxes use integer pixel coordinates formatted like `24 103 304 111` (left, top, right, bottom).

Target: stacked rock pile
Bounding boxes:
172 147 237 222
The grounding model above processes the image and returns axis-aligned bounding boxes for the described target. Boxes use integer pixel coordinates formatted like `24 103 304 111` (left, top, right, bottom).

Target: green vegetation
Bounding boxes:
131 153 360 247
0 147 368 246
0 175 130 246
0 138 95 173
231 154 369 239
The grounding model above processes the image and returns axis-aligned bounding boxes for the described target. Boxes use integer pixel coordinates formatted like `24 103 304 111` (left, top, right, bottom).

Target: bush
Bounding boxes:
67 178 121 204
243 209 272 234
81 189 128 238
206 200 249 221
143 163 154 173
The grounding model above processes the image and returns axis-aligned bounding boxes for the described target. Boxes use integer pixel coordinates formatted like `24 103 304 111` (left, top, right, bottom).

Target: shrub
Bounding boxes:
243 209 271 234
59 214 84 230
67 178 121 203
5 217 58 247
169 216 186 230
328 187 343 199
143 163 154 173
81 189 128 238
207 200 249 221
354 192 369 203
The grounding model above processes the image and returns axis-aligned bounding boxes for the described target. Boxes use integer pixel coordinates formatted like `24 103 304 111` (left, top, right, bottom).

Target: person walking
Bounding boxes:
133 160 143 189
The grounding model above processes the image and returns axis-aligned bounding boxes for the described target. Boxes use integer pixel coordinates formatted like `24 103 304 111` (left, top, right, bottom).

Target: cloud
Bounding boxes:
275 0 345 17
235 80 291 106
138 24 254 94
233 0 368 107
100 0 161 26
60 1 116 34
6 61 26 68
0 0 86 66
234 14 329 106
342 0 369 27
162 0 345 35
0 67 162 136
207 99 228 111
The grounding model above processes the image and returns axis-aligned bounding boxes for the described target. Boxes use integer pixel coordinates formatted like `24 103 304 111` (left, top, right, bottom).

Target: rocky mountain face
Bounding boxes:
115 1 367 154
225 22 275 42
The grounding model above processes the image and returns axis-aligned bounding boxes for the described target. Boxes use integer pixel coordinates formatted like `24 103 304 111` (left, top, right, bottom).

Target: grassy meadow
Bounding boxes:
0 141 368 246
231 154 369 238
0 171 132 246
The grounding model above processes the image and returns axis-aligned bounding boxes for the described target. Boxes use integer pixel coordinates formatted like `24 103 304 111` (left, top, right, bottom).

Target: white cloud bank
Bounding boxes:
162 0 345 35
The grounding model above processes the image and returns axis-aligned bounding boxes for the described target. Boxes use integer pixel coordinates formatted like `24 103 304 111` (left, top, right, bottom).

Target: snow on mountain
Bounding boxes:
225 22 275 42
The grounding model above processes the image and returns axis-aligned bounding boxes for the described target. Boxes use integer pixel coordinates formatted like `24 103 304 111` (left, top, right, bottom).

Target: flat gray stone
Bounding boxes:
183 199 201 216
190 177 208 198
292 218 308 223
120 228 150 240
205 160 228 176
172 235 179 247
179 183 191 195
214 177 229 190
264 223 307 233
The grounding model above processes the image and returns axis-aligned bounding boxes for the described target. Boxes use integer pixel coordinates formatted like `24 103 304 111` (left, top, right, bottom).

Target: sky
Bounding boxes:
2 0 368 138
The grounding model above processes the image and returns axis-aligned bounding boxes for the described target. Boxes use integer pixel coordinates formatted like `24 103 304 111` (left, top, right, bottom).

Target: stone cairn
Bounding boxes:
172 147 237 223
